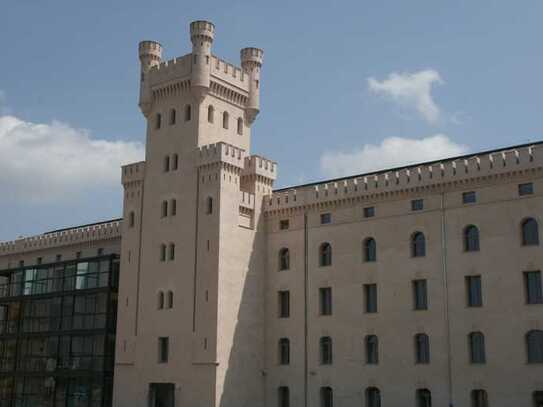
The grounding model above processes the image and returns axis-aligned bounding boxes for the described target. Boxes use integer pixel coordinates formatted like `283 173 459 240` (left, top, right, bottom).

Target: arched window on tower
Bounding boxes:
169 243 175 261
208 105 214 123
223 111 229 129
237 117 243 135
167 291 173 309
206 197 213 215
522 218 539 246
365 335 379 364
172 154 178 171
411 232 426 257
415 333 430 364
278 338 290 365
163 156 170 172
363 238 377 262
184 105 192 122
155 113 162 129
416 389 432 407
365 387 381 407
279 248 290 271
169 108 176 125
471 389 488 407
464 225 480 252
161 201 168 218
157 291 164 309
128 211 135 228
469 332 486 364
319 243 332 267
160 244 166 262
527 330 543 363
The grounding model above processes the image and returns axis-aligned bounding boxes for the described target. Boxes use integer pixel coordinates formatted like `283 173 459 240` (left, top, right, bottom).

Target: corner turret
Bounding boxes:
138 41 163 117
190 20 215 101
240 47 263 124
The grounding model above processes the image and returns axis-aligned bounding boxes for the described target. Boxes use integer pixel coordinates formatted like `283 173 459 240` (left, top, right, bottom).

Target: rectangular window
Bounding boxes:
278 386 290 407
411 199 424 211
525 271 543 304
76 251 82 259
466 276 483 307
462 191 476 204
97 248 104 256
363 206 375 218
320 213 332 225
279 220 290 230
278 291 290 318
319 287 332 316
364 284 378 313
519 182 534 196
158 337 169 363
56 255 62 262
36 257 42 265
413 280 428 310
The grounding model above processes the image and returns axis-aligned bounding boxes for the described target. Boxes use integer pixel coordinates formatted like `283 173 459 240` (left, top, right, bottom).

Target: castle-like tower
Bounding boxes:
113 21 276 407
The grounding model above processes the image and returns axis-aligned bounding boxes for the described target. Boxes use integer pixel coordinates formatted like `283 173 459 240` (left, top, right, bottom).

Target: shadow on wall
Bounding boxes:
218 216 267 407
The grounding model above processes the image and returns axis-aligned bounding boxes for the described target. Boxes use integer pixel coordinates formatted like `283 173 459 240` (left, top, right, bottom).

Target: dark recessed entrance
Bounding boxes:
149 383 175 407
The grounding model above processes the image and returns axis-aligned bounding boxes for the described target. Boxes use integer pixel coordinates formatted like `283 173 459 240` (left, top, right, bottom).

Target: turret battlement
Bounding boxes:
267 143 543 212
122 161 146 185
240 48 264 68
242 155 277 181
0 220 122 257
190 20 215 43
196 142 247 169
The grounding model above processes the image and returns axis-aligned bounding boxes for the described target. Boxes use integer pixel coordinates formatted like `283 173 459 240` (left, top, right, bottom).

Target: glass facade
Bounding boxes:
0 255 118 407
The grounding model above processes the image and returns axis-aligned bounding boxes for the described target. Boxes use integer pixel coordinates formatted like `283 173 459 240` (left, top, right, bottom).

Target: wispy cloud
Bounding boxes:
320 134 468 178
0 114 144 203
368 69 443 124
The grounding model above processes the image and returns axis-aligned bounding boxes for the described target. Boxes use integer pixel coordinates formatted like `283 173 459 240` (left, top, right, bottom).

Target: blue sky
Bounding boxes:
1 0 542 241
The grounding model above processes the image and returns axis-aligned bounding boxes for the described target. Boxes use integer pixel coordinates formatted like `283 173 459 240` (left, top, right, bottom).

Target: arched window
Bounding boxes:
169 108 176 125
415 333 430 364
155 113 162 129
366 335 379 364
522 218 539 246
161 201 168 218
128 211 135 228
167 291 173 309
206 197 213 214
469 332 486 364
527 330 543 363
208 105 214 123
168 243 175 261
164 155 170 172
279 248 290 271
416 389 432 407
278 387 289 407
158 291 164 309
320 336 333 365
363 238 376 262
279 338 290 365
365 387 381 407
172 154 178 170
411 232 426 257
184 104 191 121
320 387 333 407
223 111 229 129
170 199 177 216
237 117 243 135
471 389 488 407
160 244 167 262
319 243 332 267
464 225 480 252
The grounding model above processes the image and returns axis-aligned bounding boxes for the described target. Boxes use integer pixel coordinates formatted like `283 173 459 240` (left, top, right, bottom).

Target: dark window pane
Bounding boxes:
522 218 539 246
320 213 331 224
411 199 424 211
364 284 378 313
469 332 486 364
463 191 476 204
320 288 332 316
519 182 534 196
364 207 375 218
525 272 543 304
466 276 483 307
413 280 428 310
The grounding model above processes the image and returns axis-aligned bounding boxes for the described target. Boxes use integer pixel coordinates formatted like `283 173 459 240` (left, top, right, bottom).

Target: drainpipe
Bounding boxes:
304 213 309 407
440 192 454 407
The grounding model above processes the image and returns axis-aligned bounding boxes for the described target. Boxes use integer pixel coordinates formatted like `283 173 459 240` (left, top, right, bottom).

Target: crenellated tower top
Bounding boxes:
240 47 264 124
138 40 163 116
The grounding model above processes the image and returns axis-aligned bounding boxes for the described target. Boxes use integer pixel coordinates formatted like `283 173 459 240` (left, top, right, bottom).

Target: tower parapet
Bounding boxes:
190 20 215 100
138 41 163 117
240 47 264 124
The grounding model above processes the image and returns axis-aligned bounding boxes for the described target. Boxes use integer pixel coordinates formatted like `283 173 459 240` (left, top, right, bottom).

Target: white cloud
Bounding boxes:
368 70 443 123
320 134 468 178
0 115 144 203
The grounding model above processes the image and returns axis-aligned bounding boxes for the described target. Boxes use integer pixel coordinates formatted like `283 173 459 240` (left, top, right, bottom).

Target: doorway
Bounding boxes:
149 383 175 407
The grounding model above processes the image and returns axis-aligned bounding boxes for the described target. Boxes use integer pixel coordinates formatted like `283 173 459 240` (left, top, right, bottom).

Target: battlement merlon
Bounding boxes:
195 142 247 171
266 143 543 212
241 155 277 195
122 161 146 185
